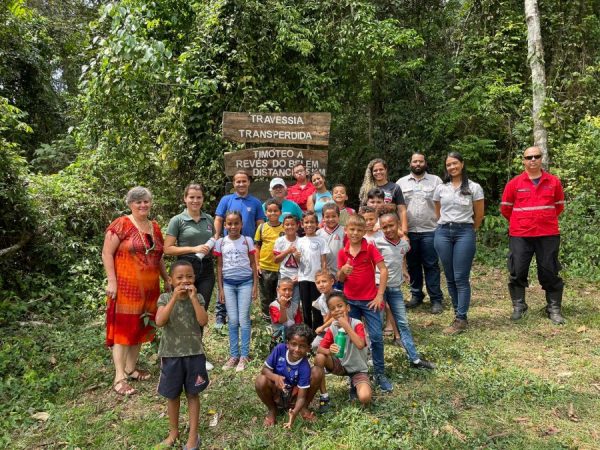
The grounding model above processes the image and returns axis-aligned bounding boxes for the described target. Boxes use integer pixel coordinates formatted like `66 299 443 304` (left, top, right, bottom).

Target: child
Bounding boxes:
375 213 435 369
273 215 301 311
337 214 393 392
155 260 209 450
296 211 329 330
255 198 284 322
312 269 335 412
214 210 258 372
314 291 372 406
317 203 346 282
255 324 323 428
332 183 355 226
366 187 386 215
269 277 303 346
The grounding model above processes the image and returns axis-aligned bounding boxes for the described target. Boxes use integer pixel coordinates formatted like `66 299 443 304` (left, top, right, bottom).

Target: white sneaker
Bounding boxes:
205 360 214 371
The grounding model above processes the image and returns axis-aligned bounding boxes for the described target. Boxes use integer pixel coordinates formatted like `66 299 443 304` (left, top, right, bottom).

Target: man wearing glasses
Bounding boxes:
500 146 566 324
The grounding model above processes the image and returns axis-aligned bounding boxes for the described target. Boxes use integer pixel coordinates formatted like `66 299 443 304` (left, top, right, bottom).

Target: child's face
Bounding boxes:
346 223 365 243
225 214 242 237
287 335 310 362
283 217 298 237
332 187 347 205
361 212 378 232
327 296 350 320
322 209 339 230
380 215 400 240
169 265 195 290
302 216 318 235
266 203 282 224
367 197 385 213
277 282 294 300
233 173 250 196
315 274 334 294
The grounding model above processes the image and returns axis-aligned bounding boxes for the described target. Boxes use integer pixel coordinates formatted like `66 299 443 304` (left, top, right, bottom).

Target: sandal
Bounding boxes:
263 415 276 427
113 378 136 396
126 368 151 381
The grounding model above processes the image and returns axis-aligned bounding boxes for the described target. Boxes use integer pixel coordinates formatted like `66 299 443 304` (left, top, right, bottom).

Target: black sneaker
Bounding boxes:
410 358 436 370
318 395 331 413
406 297 423 309
430 302 443 314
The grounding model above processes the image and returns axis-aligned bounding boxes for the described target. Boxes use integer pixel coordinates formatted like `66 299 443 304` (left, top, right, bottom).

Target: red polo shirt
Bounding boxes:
287 182 316 212
337 239 384 300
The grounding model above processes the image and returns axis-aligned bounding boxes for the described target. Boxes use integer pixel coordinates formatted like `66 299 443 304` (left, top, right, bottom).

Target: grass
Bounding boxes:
2 263 600 449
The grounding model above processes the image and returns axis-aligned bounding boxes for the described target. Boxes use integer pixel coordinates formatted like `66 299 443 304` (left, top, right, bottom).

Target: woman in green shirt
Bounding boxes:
164 183 216 370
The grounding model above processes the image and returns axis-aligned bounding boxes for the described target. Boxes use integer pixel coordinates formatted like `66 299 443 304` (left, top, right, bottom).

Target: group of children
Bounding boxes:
154 184 435 446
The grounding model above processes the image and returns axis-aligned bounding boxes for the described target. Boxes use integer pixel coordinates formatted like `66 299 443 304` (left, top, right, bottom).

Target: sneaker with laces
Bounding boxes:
410 358 436 370
236 356 250 372
374 374 393 392
318 395 331 413
442 318 468 335
222 357 239 370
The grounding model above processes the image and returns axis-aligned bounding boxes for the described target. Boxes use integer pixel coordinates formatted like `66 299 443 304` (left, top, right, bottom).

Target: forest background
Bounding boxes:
1 0 600 447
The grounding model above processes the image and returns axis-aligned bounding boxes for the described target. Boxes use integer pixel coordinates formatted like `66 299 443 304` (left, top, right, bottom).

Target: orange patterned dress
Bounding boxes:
105 216 164 346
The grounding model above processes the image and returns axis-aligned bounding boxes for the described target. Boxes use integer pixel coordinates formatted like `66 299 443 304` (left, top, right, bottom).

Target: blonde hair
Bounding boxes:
358 158 387 205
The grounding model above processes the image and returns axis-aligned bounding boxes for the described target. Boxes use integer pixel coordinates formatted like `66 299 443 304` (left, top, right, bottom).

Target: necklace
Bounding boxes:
129 215 155 254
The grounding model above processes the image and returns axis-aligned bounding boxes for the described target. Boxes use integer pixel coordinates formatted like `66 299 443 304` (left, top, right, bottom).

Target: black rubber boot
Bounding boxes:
430 301 443 315
546 289 565 325
509 285 528 321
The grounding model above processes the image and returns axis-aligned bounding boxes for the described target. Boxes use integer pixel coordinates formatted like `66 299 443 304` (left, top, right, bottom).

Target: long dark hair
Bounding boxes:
443 151 471 196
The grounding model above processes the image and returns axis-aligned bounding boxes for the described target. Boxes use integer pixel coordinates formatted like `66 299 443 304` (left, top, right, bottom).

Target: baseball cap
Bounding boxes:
269 178 286 189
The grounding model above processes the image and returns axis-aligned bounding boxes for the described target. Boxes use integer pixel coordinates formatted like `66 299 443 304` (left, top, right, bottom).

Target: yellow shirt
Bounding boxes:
254 222 285 271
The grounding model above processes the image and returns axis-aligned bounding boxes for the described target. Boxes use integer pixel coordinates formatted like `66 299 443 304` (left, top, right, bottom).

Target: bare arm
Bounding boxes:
213 216 223 239
155 294 177 327
101 232 121 299
473 199 485 231
338 316 366 350
434 201 441 220
250 252 259 300
306 195 315 212
397 204 408 236
254 243 262 275
216 255 225 304
320 254 327 271
190 294 208 326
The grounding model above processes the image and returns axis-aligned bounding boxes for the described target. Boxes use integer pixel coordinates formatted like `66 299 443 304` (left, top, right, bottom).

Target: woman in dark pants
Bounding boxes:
164 183 216 370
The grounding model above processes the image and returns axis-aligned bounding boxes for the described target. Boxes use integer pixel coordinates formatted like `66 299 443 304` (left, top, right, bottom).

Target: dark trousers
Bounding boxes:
258 269 279 316
406 231 443 303
508 236 563 293
178 256 216 310
298 280 324 331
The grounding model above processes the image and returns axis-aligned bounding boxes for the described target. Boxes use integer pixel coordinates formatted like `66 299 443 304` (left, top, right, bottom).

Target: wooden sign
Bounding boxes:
222 112 331 146
224 147 328 178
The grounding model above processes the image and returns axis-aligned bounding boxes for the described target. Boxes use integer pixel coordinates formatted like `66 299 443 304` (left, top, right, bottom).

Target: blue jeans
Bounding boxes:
347 300 385 375
223 279 253 357
384 287 420 362
433 224 476 320
406 232 443 303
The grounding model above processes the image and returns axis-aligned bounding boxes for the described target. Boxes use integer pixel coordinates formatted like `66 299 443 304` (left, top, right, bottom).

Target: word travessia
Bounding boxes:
250 114 304 125
237 130 313 140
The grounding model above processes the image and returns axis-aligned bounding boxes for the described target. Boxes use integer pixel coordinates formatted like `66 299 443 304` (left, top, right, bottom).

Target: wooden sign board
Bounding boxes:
222 112 331 146
224 147 327 178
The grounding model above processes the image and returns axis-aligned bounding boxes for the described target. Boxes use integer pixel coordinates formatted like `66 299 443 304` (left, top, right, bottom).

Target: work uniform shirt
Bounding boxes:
500 171 564 237
397 172 442 233
433 180 484 224
215 193 266 238
166 210 215 256
317 225 346 278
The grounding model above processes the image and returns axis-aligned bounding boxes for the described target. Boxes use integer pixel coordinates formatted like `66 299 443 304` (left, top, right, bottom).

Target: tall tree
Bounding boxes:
524 0 548 165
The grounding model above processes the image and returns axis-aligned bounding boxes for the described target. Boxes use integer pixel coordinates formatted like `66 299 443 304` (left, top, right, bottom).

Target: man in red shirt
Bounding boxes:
286 163 316 212
500 146 566 324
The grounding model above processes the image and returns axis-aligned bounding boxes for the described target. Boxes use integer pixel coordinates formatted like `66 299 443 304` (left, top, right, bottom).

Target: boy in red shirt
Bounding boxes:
337 214 392 392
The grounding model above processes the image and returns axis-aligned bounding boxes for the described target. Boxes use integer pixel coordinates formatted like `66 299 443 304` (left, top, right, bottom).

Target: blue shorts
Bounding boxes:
158 354 209 399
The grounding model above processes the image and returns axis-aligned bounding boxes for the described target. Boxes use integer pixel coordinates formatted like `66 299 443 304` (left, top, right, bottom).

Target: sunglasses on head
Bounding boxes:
524 154 542 160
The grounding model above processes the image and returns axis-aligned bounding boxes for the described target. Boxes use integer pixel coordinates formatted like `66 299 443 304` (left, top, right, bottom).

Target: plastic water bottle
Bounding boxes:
334 329 347 358
195 237 216 260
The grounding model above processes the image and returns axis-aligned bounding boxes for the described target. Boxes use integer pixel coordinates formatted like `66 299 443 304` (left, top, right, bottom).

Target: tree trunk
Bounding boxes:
524 0 549 167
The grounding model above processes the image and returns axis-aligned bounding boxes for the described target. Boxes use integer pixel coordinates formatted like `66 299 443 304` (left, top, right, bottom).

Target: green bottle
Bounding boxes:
334 329 347 358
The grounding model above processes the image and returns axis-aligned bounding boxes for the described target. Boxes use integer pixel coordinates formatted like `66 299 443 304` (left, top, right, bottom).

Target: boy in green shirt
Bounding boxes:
155 260 209 450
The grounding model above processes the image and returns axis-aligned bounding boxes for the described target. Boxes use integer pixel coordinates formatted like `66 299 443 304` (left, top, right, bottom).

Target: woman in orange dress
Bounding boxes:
102 186 169 395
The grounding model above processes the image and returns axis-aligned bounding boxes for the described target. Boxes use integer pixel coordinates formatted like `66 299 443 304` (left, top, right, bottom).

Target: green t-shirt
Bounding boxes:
166 210 215 253
157 292 205 357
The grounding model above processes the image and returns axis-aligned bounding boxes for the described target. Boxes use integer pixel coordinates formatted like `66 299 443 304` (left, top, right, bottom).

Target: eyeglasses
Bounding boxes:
524 154 542 160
